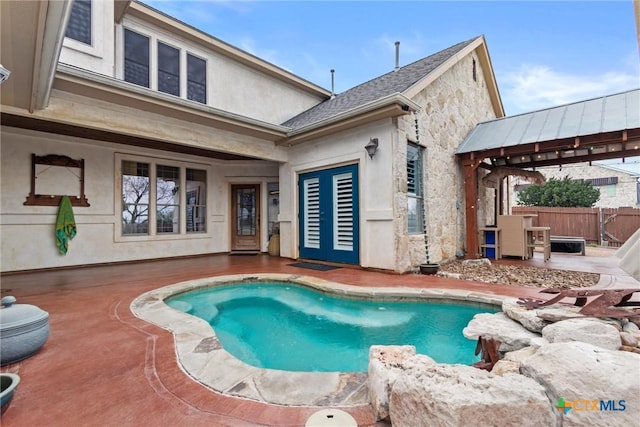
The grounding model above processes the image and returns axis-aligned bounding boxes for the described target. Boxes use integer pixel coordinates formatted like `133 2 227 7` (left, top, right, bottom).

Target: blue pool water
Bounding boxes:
166 282 496 372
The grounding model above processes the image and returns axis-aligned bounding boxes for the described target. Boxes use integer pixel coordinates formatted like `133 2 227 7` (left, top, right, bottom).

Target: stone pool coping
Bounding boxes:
130 273 505 407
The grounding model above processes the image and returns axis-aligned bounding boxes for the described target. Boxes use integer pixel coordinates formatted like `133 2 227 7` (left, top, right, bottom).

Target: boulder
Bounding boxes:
541 318 621 351
619 332 638 347
520 342 640 427
491 359 520 376
503 346 539 363
535 305 584 322
502 298 549 333
368 345 419 421
463 312 547 353
389 356 557 427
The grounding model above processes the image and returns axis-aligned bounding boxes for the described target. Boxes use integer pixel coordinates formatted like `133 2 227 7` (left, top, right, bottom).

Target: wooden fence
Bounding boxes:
511 206 640 247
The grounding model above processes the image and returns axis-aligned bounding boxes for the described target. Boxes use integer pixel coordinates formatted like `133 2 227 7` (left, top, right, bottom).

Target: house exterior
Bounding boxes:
511 163 640 209
0 0 502 273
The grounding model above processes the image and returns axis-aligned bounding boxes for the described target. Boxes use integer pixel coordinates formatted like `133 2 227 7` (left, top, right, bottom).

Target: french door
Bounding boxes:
231 184 260 251
298 164 359 264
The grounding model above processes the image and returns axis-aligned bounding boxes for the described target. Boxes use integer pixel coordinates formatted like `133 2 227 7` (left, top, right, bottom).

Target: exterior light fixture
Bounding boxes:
365 138 379 159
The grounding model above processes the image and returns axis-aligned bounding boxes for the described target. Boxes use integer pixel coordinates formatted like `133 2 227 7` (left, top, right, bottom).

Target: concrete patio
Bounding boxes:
0 247 636 426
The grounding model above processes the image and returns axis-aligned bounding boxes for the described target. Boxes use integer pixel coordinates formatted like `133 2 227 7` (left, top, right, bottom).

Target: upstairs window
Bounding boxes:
158 42 180 96
124 29 150 88
187 54 207 104
407 142 425 234
66 0 92 45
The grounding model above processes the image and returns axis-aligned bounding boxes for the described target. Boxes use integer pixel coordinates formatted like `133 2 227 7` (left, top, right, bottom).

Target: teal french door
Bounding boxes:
298 164 359 264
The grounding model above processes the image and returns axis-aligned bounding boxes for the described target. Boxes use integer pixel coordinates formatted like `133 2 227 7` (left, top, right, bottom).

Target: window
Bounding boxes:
122 161 150 235
186 168 207 232
158 42 180 96
156 165 180 233
407 142 424 233
124 29 150 88
187 54 207 104
120 158 207 237
66 0 92 45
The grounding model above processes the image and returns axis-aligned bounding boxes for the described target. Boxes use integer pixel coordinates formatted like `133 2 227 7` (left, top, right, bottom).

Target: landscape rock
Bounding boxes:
502 298 549 333
368 345 418 421
535 305 584 322
389 356 557 427
520 342 640 427
503 346 538 363
619 331 638 347
622 321 639 333
541 318 621 351
491 359 520 376
463 312 547 353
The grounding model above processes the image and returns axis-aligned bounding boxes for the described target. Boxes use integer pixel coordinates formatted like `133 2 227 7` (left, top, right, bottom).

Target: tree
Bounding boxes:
516 176 600 207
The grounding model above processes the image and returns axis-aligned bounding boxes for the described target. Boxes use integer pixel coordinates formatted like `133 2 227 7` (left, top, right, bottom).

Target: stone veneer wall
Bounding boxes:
394 51 498 271
511 163 640 209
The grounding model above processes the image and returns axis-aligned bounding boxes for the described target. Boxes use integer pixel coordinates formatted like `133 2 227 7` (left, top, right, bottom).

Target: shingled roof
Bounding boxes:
282 37 480 130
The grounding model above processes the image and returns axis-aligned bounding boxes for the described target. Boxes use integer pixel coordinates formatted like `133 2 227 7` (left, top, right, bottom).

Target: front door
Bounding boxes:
298 164 359 264
231 184 260 251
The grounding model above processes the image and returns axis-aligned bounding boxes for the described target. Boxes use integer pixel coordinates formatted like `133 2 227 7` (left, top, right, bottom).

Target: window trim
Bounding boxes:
63 0 106 58
65 0 92 45
115 153 211 242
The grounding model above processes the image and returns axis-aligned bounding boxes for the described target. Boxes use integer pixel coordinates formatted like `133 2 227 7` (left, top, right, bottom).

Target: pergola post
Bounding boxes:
462 158 481 258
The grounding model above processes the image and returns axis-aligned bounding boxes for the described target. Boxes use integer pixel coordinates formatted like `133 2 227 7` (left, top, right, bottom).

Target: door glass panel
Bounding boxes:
236 188 256 236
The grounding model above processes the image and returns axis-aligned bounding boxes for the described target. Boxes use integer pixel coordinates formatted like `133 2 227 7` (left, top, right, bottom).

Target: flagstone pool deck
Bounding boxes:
1 247 637 426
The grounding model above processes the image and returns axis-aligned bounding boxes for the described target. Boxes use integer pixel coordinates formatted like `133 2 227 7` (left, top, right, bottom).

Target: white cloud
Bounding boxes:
501 64 639 115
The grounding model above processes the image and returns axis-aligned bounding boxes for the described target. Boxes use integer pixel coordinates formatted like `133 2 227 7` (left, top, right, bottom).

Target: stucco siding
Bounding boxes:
59 0 115 77
107 16 324 125
279 119 398 270
0 127 278 272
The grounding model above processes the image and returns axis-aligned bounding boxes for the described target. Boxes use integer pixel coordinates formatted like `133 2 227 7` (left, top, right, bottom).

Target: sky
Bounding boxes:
144 0 640 170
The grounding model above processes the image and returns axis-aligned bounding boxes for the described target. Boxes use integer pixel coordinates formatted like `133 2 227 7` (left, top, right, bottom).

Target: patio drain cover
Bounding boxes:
305 409 357 427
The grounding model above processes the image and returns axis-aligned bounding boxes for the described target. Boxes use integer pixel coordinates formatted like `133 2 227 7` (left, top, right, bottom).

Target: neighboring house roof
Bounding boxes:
282 37 479 130
457 88 640 154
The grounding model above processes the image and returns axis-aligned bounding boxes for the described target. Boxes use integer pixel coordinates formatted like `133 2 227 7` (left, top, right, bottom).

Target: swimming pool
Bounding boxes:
165 282 496 372
131 274 504 406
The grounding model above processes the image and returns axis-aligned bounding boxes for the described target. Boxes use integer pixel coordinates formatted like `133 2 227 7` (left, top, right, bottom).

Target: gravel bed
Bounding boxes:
437 260 600 289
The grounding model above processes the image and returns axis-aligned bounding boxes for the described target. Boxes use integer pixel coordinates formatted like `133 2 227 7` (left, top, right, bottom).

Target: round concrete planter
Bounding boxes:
419 263 440 275
0 296 50 366
0 373 20 415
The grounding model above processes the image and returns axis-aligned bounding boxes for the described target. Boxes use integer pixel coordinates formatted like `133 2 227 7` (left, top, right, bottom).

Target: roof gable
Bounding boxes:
282 37 480 130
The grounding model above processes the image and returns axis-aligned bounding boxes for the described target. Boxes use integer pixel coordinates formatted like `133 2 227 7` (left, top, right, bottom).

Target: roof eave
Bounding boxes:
279 93 421 146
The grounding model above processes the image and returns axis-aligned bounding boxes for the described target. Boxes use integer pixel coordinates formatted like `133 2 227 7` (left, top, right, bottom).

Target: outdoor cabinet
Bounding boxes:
497 215 535 259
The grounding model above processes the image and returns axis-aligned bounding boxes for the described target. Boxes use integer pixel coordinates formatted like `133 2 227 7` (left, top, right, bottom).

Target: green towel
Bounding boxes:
56 195 77 255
